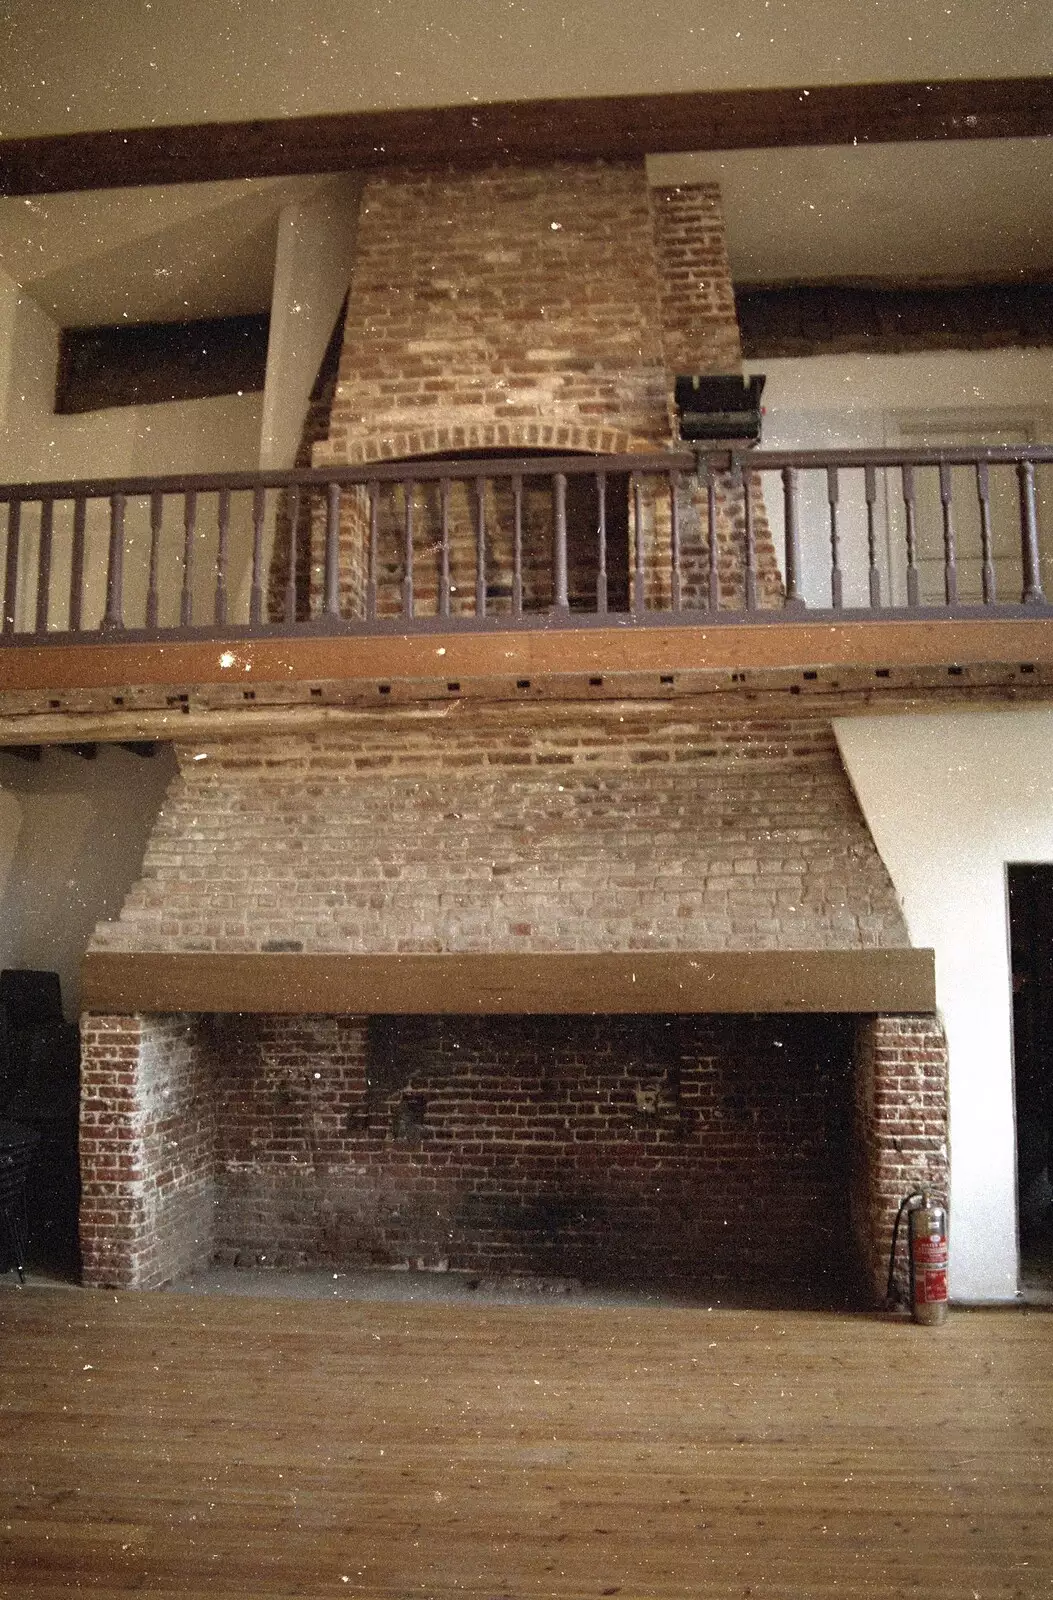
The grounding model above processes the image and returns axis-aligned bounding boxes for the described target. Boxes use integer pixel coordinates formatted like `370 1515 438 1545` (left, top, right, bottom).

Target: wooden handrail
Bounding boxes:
2 443 1053 505
0 445 1050 647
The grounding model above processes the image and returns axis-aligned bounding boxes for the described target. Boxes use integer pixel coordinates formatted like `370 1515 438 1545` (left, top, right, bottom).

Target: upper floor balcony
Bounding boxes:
1 441 1052 742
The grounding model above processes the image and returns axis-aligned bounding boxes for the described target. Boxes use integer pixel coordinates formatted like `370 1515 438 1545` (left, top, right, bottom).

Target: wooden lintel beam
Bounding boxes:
2 78 1050 197
81 948 937 1017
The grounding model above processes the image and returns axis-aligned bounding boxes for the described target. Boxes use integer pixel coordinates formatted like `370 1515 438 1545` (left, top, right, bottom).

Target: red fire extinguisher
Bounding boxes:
886 1191 949 1325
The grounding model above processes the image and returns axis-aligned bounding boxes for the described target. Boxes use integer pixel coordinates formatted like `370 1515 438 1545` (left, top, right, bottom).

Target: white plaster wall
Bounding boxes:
0 268 136 481
125 389 264 625
0 264 264 487
745 348 1053 608
0 266 264 626
835 707 1053 1303
0 276 255 1008
748 347 1053 434
0 745 176 1017
0 271 19 440
254 175 361 601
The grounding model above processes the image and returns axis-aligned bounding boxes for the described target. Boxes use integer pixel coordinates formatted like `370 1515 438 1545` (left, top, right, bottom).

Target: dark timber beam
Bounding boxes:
739 281 1053 359
2 78 1050 197
81 949 937 1016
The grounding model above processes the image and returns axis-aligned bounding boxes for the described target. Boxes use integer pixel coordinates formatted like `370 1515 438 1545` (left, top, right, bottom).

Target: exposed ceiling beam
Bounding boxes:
738 280 1053 358
1 78 1050 197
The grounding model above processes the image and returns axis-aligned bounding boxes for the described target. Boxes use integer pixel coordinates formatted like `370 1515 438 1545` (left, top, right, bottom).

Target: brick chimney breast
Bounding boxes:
77 171 947 1301
92 710 909 958
317 160 722 468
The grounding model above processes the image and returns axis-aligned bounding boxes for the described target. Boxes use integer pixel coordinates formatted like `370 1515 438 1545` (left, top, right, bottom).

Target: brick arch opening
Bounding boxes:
394 444 639 616
314 422 665 470
270 440 787 626
281 444 659 624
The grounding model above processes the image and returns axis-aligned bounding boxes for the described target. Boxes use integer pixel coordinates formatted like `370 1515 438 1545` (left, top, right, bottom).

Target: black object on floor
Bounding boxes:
0 971 81 1277
0 1120 41 1284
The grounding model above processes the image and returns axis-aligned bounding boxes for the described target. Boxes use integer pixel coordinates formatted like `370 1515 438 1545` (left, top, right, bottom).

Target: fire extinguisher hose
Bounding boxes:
885 1191 926 1308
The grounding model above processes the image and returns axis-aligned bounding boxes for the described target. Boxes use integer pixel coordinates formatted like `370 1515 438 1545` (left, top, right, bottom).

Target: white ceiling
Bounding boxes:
0 139 1050 328
2 0 1049 140
654 138 1053 285
0 0 1049 326
0 176 324 326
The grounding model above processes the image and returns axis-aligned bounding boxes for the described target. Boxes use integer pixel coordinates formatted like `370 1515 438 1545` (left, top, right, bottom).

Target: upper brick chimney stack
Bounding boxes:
315 162 742 468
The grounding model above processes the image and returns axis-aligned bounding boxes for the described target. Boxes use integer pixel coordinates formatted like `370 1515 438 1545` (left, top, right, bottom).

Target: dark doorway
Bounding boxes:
1007 865 1053 1296
0 970 81 1282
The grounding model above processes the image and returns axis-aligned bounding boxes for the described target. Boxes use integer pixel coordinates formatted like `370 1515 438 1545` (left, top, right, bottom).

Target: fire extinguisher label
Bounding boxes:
918 1268 948 1303
912 1238 947 1265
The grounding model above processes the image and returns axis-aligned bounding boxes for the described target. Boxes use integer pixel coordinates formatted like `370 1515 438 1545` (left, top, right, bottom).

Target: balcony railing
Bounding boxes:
0 445 1051 647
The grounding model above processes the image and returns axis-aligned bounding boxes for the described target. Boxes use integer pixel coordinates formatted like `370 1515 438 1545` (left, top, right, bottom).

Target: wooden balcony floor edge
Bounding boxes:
0 619 1051 744
2 617 1053 693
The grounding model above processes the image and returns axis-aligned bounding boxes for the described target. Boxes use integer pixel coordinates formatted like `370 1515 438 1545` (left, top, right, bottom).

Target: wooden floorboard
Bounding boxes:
0 1289 1050 1598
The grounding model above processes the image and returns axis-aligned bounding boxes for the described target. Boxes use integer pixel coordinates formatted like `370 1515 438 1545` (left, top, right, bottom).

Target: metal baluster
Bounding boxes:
740 461 758 611
595 470 608 615
976 462 996 605
669 471 682 612
782 465 806 613
632 475 645 615
865 463 881 609
3 503 18 634
706 463 720 611
249 486 265 626
283 486 299 623
181 489 197 627
146 491 163 628
366 482 379 621
553 472 568 612
35 498 53 634
323 482 341 620
69 496 86 632
439 478 452 617
902 464 920 607
511 475 523 617
475 476 487 616
403 480 415 619
102 492 126 631
1018 459 1045 605
939 461 958 607
214 488 231 626
826 465 842 609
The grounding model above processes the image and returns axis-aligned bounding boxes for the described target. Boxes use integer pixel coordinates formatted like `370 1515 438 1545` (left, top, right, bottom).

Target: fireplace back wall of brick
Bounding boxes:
210 1011 858 1297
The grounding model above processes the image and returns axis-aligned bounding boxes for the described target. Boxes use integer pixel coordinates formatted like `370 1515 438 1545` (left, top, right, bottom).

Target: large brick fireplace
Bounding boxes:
81 708 948 1301
77 159 948 1302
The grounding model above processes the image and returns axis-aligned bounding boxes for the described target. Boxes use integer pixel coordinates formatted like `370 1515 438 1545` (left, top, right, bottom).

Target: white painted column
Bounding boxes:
259 174 362 470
